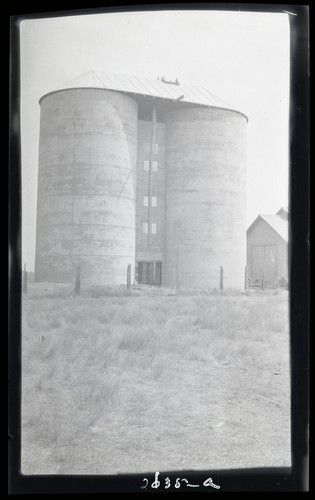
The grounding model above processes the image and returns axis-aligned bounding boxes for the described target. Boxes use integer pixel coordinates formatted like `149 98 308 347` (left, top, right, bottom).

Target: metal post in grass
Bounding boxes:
75 266 81 296
220 265 224 291
127 263 131 289
23 262 28 295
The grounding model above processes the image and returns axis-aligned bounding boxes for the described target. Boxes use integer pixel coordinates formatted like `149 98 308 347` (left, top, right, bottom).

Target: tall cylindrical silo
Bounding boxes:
163 106 247 289
35 88 137 285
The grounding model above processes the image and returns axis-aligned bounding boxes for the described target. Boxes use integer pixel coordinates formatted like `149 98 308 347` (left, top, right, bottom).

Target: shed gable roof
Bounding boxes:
276 206 289 219
247 214 289 243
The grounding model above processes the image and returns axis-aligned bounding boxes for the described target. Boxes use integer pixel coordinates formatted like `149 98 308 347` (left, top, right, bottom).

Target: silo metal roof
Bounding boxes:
54 69 246 117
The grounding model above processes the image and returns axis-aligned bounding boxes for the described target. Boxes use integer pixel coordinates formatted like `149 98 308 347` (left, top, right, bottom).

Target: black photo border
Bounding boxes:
8 2 310 493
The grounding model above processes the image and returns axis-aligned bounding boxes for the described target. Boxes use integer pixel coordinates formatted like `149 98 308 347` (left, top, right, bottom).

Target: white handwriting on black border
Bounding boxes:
141 472 220 490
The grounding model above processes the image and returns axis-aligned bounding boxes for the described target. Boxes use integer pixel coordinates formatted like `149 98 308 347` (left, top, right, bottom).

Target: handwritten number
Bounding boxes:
141 473 219 490
141 478 148 490
151 472 160 489
175 478 181 488
165 477 171 489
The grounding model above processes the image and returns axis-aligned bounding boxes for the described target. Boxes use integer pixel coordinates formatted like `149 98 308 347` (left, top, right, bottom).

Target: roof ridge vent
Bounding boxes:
158 76 180 85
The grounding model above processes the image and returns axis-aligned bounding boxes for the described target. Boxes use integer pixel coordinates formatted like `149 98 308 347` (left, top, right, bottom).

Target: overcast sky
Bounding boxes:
20 9 290 271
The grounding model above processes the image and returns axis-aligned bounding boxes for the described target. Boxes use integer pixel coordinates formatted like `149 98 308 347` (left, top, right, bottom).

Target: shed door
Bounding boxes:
251 245 278 286
263 245 278 285
252 246 264 283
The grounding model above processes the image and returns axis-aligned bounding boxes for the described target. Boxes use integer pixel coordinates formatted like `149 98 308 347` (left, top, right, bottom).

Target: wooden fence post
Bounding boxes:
262 247 265 290
220 265 224 291
23 263 28 295
245 265 248 290
75 266 81 296
127 263 131 289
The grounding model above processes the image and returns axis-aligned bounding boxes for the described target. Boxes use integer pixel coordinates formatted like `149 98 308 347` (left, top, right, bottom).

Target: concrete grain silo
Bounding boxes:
35 87 137 285
163 106 247 289
34 71 247 290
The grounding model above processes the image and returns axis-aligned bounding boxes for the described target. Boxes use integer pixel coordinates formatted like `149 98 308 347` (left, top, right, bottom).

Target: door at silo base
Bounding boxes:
136 261 162 286
251 244 278 286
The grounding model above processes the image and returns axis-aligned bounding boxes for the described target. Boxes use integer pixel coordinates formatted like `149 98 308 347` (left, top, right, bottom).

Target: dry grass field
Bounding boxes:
21 284 291 475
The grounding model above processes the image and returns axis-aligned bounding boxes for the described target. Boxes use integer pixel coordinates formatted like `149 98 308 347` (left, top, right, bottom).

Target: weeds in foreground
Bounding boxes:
22 286 290 474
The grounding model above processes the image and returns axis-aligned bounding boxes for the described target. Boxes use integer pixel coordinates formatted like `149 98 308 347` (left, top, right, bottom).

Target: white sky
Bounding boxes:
20 10 290 271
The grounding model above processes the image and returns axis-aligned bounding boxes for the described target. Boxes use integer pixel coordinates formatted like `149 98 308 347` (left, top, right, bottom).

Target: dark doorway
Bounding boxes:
137 261 162 286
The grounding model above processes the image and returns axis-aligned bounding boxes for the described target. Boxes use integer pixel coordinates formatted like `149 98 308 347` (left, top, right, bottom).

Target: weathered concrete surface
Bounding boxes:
136 120 166 264
35 88 137 285
163 107 247 289
35 86 247 288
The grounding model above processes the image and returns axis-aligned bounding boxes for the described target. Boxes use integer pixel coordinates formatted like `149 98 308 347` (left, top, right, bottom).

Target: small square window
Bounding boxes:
143 196 148 207
151 223 157 234
144 143 158 154
143 222 148 234
152 196 157 207
152 161 158 172
144 160 149 171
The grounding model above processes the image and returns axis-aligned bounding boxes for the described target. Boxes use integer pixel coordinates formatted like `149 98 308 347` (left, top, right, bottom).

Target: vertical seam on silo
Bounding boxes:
72 91 76 262
163 118 168 287
34 101 42 280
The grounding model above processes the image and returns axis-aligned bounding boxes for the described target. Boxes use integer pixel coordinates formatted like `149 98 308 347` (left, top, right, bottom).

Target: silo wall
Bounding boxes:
164 107 247 289
35 88 137 285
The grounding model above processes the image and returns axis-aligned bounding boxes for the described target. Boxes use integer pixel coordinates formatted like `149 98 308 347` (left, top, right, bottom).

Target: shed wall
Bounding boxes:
247 219 288 282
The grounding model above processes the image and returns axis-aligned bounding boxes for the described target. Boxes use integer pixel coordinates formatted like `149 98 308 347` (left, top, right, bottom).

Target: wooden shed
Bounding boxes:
247 207 289 287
